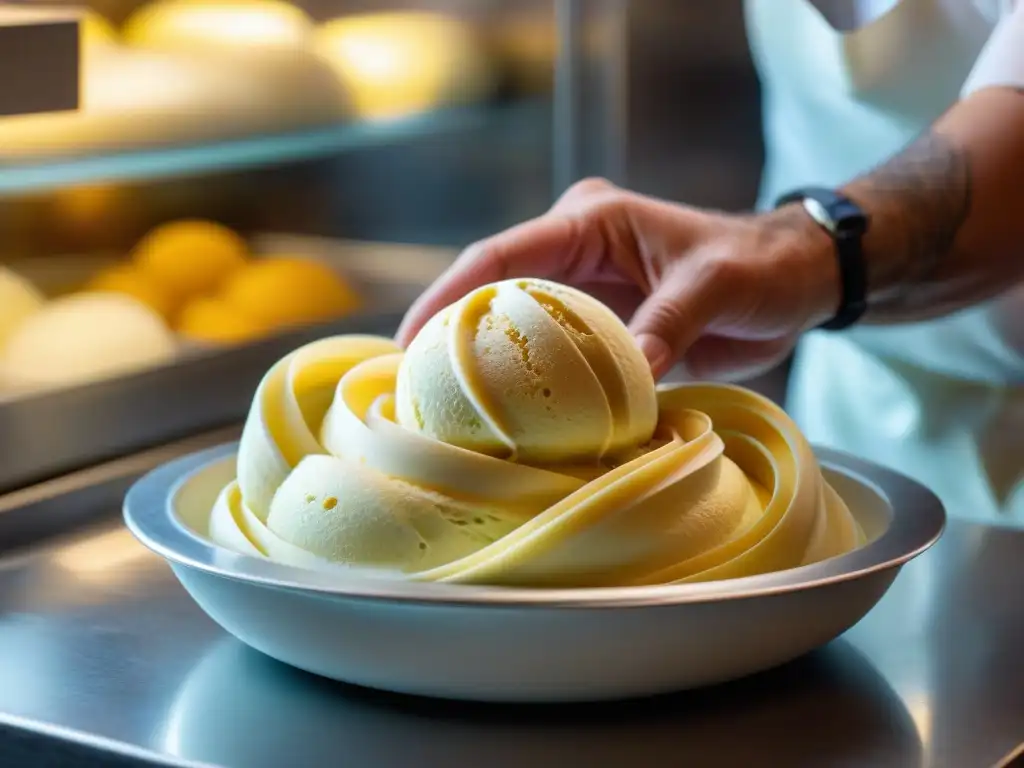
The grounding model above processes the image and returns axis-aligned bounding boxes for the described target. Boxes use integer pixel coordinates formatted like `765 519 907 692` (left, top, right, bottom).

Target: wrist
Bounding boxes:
760 204 843 329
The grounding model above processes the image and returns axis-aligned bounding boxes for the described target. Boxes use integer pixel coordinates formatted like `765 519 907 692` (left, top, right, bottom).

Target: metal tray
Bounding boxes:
0 237 458 496
0 431 1021 767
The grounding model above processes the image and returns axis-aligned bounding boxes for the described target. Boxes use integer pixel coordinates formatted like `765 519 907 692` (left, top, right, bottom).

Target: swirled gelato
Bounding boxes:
396 279 658 463
210 279 863 587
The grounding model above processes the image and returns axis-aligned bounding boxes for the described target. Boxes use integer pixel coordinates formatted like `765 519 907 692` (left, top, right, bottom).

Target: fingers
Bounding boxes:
396 215 581 347
627 258 727 379
397 178 630 347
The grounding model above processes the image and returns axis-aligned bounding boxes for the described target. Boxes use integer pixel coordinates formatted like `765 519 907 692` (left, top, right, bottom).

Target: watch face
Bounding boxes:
803 195 868 236
802 198 836 233
778 188 869 236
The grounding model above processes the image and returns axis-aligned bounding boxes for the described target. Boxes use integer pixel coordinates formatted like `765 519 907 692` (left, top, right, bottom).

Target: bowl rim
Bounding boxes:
123 442 945 609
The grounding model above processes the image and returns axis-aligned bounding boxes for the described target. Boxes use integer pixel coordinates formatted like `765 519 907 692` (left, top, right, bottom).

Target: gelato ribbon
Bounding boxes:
210 279 863 587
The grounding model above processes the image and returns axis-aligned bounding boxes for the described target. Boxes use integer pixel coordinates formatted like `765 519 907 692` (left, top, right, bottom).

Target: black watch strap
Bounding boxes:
774 187 869 331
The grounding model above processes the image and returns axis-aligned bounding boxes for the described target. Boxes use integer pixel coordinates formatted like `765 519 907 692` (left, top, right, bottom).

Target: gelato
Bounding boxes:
0 267 44 349
87 263 179 322
124 0 313 52
219 257 361 329
313 12 496 119
82 11 119 50
177 256 361 344
132 219 249 301
210 279 863 587
396 278 657 463
1 293 177 390
177 296 270 344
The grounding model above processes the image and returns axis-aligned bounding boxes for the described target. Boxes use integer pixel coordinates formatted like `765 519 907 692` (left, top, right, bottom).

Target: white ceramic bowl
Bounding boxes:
124 443 944 703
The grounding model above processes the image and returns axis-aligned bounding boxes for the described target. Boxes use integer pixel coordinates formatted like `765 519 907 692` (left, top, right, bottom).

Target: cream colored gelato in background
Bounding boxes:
0 220 371 399
0 267 45 350
211 279 864 588
312 12 496 120
0 293 177 390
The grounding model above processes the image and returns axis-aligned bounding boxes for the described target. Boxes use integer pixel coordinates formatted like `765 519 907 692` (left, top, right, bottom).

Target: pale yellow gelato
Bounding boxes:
396 280 658 464
210 279 863 587
123 0 313 52
0 267 45 349
312 12 496 120
1 293 177 390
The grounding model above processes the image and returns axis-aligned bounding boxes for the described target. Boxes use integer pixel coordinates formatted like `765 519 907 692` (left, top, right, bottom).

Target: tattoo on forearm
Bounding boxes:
845 130 972 310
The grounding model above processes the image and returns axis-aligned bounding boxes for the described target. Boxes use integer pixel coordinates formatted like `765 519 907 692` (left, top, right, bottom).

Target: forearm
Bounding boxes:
841 87 1024 323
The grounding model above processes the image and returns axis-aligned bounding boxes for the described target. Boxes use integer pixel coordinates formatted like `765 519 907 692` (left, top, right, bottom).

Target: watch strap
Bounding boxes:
775 187 869 331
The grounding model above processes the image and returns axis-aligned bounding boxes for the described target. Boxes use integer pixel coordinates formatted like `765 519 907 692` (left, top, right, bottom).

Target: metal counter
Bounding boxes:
0 433 1021 768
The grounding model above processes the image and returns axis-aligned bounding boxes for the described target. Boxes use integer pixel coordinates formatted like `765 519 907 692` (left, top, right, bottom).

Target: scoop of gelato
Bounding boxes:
0 267 44 349
396 279 658 464
210 281 863 587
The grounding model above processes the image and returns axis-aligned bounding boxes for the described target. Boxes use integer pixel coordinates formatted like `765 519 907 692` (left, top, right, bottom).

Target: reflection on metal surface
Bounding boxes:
50 528 151 583
0 520 1012 766
0 433 1019 765
160 636 920 767
845 523 1024 768
904 692 933 762
0 427 240 557
993 742 1024 768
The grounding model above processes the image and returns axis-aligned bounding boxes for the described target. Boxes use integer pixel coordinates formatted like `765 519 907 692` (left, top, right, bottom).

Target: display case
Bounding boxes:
0 0 765 493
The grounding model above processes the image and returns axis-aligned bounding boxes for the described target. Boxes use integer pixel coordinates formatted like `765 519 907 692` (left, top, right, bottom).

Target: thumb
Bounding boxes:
628 263 721 379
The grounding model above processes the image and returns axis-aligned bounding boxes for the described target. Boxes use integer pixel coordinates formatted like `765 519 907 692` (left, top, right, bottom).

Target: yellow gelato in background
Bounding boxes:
176 255 360 344
123 0 312 51
210 279 864 588
313 12 496 119
82 11 119 48
220 257 361 329
87 264 179 322
132 219 249 301
81 219 359 346
176 297 269 344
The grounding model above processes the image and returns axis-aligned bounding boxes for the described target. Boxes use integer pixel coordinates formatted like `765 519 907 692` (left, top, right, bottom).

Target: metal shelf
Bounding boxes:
0 101 544 196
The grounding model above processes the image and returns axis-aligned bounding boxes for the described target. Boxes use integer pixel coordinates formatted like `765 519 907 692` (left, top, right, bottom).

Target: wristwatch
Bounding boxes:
774 187 870 331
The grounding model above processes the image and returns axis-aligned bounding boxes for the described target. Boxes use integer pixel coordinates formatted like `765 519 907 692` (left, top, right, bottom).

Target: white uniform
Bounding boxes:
745 0 1024 525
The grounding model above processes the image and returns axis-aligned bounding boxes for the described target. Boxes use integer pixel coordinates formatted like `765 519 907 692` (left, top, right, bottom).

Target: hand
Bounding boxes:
397 178 839 381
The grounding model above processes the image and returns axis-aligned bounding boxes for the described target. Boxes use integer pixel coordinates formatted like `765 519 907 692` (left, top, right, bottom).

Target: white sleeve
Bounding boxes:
962 2 1024 96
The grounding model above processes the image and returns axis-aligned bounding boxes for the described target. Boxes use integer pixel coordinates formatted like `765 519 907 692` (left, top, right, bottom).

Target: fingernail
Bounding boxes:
635 333 671 377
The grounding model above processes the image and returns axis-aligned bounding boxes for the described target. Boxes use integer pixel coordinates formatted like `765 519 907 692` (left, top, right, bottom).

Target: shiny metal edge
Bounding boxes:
0 712 214 768
123 443 946 609
992 742 1024 768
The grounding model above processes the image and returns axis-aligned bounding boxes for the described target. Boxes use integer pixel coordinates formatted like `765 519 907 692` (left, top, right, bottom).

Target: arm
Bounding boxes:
399 10 1024 380
832 86 1024 323
797 5 1024 325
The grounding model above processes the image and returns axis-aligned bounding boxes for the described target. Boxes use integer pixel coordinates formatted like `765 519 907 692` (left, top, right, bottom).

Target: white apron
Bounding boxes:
745 0 1024 525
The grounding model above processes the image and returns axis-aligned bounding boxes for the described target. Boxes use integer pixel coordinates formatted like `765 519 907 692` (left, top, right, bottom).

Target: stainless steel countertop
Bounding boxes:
0 438 1021 767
